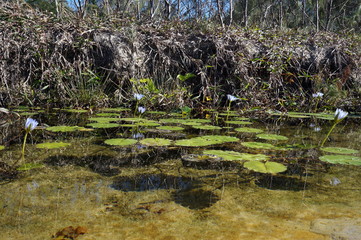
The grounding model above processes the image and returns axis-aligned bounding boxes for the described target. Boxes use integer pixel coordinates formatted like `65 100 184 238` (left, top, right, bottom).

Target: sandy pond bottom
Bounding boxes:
1 160 361 240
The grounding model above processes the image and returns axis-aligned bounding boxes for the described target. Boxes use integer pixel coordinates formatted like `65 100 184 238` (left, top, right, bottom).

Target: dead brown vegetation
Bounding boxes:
0 2 360 111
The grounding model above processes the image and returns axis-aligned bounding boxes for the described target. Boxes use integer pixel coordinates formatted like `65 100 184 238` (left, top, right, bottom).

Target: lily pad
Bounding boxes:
174 135 239 147
86 123 120 128
156 126 185 131
104 138 137 146
17 163 45 171
46 126 80 132
36 142 71 149
95 113 120 117
235 127 264 133
63 109 88 113
0 145 4 150
139 138 172 146
320 147 359 155
203 150 269 161
192 125 222 130
256 134 288 141
101 107 130 112
319 155 361 165
136 122 160 127
159 118 187 124
243 161 287 174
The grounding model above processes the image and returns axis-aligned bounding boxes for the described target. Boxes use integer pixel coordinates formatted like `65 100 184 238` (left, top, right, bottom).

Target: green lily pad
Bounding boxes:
192 125 222 130
233 117 250 121
88 117 119 123
320 147 359 155
156 126 185 131
219 112 239 117
235 127 264 133
181 121 202 126
86 123 120 128
101 107 130 112
95 113 120 117
139 138 172 146
36 142 71 149
189 119 212 123
17 163 45 171
104 138 137 146
136 122 160 127
0 145 4 150
256 134 288 141
241 142 279 150
159 118 187 124
46 126 80 132
243 161 287 174
286 114 310 118
63 109 88 113
203 150 269 161
174 135 239 147
224 121 253 125
319 155 361 165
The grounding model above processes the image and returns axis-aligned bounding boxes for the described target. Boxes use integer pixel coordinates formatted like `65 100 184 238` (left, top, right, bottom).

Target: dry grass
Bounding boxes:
0 2 360 111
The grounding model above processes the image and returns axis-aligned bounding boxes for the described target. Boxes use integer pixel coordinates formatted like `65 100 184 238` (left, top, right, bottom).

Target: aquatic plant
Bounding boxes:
312 92 323 112
21 118 38 161
319 155 361 166
320 109 348 147
138 106 146 114
243 161 287 174
134 93 144 116
134 93 144 100
312 92 324 98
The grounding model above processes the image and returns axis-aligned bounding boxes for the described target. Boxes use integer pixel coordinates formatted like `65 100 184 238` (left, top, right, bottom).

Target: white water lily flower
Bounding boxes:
227 94 238 102
134 93 144 100
138 106 146 114
334 108 348 121
25 118 38 132
312 92 324 98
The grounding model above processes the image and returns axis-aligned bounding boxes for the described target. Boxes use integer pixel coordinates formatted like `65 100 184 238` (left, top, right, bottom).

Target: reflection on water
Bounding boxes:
1 109 361 239
110 174 197 192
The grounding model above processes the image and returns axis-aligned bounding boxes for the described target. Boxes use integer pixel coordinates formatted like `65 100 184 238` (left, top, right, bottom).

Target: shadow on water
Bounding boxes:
256 175 309 191
43 148 181 176
110 173 219 209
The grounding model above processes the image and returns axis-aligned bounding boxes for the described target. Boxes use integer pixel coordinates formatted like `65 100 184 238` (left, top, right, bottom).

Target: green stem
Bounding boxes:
226 101 231 121
134 101 139 117
320 122 337 147
21 132 28 160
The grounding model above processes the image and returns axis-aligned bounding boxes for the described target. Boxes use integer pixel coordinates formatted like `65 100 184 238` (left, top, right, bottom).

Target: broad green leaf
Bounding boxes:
203 150 269 161
46 126 80 132
104 138 137 146
243 161 287 174
256 134 288 141
319 155 361 165
320 147 359 155
235 127 264 133
139 138 172 146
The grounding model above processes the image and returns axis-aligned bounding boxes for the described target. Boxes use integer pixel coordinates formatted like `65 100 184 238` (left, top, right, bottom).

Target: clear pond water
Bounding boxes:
1 107 361 240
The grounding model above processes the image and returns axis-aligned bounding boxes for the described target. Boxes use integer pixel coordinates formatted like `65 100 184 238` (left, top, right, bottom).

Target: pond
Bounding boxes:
1 107 361 240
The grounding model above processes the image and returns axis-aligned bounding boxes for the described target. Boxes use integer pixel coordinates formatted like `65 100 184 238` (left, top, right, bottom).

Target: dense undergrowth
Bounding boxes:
0 2 360 112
